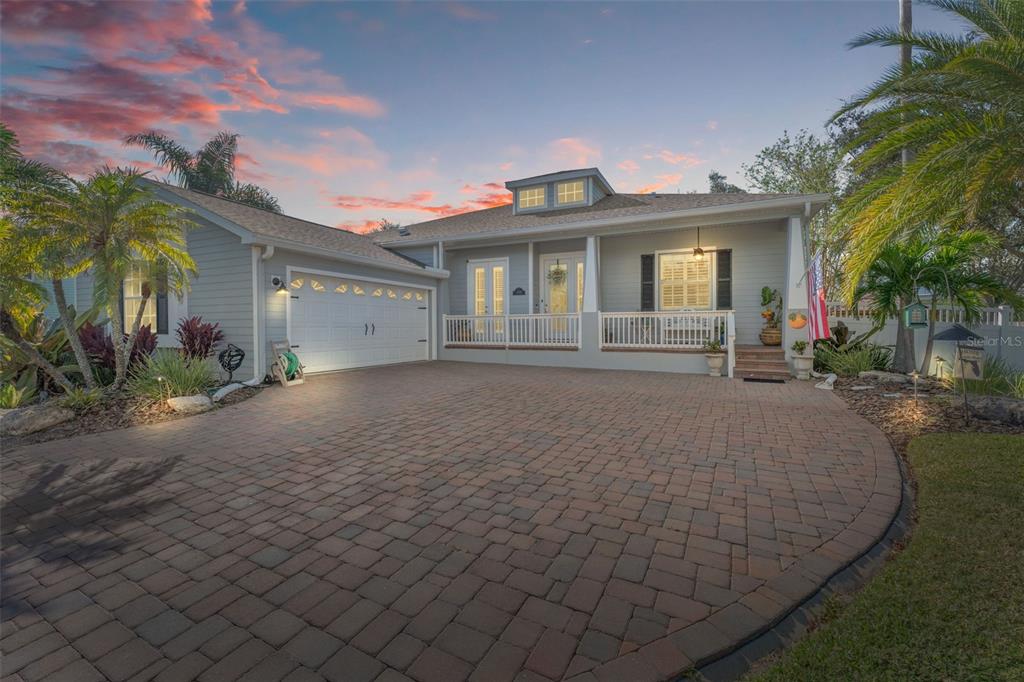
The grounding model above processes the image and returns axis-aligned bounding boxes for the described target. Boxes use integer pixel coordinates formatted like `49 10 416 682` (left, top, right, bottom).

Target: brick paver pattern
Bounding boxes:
1 362 900 681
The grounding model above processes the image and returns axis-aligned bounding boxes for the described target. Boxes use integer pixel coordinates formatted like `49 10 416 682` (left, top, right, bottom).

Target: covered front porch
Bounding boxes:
435 215 809 377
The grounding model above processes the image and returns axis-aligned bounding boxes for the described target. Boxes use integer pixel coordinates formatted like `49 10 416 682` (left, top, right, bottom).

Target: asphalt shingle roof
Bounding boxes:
143 180 421 269
373 191 813 244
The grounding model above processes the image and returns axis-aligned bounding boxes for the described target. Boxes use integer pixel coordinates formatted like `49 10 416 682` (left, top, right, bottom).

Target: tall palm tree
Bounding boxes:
1 123 97 390
48 168 198 388
833 0 1024 299
125 131 282 212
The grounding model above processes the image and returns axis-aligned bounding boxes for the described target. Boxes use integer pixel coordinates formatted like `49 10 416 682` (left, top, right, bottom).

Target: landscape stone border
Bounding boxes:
681 445 913 681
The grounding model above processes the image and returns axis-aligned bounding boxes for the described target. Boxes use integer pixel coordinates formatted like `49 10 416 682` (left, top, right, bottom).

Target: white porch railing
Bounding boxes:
600 311 734 350
827 301 1014 327
443 314 580 348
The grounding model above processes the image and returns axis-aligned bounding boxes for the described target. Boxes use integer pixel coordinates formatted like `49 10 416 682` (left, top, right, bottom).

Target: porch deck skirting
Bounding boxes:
441 311 736 376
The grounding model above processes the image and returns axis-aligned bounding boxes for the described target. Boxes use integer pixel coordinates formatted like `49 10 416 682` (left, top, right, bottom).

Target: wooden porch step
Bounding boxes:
735 367 791 381
734 345 785 359
734 358 790 371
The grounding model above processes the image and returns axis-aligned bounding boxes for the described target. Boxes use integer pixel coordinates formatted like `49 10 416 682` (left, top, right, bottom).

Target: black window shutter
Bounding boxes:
716 249 732 309
156 293 168 335
640 254 655 311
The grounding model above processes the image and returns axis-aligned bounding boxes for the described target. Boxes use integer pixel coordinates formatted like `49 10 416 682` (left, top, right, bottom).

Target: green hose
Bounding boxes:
279 351 300 379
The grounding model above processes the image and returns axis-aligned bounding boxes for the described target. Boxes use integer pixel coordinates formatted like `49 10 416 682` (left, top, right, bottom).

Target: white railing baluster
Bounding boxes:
443 313 581 349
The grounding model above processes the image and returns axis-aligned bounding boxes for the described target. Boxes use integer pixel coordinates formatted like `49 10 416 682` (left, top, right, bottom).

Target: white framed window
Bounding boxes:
518 186 546 209
658 252 712 310
123 263 166 333
556 180 585 205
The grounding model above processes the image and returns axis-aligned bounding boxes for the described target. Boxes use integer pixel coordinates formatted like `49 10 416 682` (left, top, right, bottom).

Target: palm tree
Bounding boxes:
833 0 1024 299
125 131 282 212
853 230 1016 374
1 123 97 390
49 168 198 388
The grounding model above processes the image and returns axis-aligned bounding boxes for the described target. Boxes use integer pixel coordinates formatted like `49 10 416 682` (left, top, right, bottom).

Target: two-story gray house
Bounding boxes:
59 169 826 382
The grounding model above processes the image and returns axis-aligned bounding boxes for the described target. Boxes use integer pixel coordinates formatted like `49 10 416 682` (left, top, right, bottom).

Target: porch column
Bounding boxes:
783 215 807 367
583 235 599 313
527 241 535 313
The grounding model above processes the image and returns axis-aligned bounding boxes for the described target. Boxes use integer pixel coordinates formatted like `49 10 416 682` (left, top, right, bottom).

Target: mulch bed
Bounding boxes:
832 375 1021 455
5 385 264 449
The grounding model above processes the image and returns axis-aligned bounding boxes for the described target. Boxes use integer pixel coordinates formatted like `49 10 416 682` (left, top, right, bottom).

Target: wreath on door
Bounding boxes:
546 262 567 286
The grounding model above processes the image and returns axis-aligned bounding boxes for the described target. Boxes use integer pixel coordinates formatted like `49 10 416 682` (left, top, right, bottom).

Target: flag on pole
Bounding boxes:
806 253 830 341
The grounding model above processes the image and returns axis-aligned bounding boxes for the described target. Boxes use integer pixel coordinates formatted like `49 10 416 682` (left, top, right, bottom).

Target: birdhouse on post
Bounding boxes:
902 302 928 329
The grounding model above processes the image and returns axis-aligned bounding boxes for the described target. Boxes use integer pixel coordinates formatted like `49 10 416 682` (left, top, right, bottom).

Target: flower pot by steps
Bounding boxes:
792 354 813 380
705 353 726 377
759 327 782 346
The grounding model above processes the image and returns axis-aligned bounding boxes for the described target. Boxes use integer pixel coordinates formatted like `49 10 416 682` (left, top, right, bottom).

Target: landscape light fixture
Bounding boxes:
693 226 704 260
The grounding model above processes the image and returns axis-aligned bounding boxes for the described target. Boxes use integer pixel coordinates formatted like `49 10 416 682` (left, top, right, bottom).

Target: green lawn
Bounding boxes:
748 433 1024 681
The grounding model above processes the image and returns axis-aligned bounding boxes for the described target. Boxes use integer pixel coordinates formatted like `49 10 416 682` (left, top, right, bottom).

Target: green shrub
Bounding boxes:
128 349 217 401
815 343 893 377
0 379 38 408
61 387 103 411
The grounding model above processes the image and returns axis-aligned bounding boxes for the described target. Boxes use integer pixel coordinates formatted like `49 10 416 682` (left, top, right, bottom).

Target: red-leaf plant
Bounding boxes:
175 316 224 359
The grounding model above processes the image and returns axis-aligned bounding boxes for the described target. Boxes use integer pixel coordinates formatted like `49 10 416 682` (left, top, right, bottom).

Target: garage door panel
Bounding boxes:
289 272 429 373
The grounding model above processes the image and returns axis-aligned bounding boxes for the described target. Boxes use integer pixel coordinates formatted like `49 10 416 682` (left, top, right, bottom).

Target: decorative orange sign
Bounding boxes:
788 311 808 329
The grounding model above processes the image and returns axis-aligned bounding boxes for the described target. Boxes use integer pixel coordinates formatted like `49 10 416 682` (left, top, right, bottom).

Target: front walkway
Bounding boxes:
0 362 900 682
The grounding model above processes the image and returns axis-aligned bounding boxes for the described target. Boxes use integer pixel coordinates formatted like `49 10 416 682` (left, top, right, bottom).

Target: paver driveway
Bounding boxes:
1 362 900 682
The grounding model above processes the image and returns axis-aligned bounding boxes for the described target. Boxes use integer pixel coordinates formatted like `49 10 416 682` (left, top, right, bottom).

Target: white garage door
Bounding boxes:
288 272 430 373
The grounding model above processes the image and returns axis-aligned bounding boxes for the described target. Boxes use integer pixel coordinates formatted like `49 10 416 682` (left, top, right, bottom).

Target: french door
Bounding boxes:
467 259 507 338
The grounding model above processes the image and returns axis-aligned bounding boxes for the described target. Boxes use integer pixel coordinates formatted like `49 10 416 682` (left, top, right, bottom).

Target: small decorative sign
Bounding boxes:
956 346 984 380
512 287 526 296
788 311 808 330
902 302 928 329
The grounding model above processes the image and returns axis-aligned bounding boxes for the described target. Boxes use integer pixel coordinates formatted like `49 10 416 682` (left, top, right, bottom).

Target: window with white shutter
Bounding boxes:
658 253 711 310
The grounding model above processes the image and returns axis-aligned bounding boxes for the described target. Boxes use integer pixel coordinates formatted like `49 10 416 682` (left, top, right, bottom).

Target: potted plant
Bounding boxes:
791 339 813 380
759 286 782 346
703 339 726 377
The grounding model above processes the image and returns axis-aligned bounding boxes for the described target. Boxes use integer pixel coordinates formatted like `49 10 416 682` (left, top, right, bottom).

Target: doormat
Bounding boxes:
743 377 786 384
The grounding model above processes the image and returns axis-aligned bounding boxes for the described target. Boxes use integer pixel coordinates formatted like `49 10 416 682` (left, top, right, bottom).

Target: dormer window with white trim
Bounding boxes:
556 180 585 205
518 186 546 209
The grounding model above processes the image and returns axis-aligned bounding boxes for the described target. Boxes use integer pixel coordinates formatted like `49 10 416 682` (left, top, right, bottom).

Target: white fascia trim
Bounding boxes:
376 194 831 248
258 237 449 279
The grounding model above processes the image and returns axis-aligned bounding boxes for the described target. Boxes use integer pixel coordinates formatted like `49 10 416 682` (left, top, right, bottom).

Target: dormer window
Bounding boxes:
518 186 546 209
556 180 585 205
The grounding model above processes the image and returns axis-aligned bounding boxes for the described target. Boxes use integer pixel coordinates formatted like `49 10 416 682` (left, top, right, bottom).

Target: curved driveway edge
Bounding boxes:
1 362 901 682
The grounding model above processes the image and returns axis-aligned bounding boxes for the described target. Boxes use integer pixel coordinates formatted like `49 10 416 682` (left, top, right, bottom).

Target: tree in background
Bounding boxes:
367 219 401 233
707 171 745 194
833 0 1024 300
743 128 850 292
125 131 282 212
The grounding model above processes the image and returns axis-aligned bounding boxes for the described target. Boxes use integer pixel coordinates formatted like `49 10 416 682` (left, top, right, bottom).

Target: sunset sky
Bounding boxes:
1 1 962 233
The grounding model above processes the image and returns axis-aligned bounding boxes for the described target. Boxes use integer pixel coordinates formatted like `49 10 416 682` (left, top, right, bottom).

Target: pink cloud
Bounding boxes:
634 173 683 194
656 149 703 167
548 137 601 167
706 119 719 131
333 182 511 219
444 2 495 21
337 219 385 234
617 159 639 174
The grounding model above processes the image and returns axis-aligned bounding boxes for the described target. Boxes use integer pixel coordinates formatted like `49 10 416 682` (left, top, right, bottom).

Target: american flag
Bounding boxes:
806 253 830 341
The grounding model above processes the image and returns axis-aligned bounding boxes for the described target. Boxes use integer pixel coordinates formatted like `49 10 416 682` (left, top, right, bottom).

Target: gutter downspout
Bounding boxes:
244 244 275 386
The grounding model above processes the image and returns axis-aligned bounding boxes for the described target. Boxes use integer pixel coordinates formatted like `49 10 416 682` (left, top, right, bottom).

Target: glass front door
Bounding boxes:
541 253 584 314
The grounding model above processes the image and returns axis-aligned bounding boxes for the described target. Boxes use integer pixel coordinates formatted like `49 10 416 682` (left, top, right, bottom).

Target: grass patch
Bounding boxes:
748 433 1024 681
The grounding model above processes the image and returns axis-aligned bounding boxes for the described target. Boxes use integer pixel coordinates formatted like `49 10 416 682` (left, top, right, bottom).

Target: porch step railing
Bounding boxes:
443 314 580 348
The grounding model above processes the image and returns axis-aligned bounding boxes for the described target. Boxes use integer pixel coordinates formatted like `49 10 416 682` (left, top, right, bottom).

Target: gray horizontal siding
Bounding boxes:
599 220 788 344
446 243 530 315
185 219 255 379
391 246 435 268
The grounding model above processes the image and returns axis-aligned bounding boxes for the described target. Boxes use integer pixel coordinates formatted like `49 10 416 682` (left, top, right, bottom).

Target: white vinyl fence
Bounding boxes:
826 303 1024 373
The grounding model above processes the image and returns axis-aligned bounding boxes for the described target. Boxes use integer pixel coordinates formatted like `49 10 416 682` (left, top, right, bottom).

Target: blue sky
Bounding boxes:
1 1 964 231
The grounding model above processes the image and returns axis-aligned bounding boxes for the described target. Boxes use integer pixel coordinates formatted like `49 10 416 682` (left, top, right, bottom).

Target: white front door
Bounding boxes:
540 253 584 314
289 272 430 373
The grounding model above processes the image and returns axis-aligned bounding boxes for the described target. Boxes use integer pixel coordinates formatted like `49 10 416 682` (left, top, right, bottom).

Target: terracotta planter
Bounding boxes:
705 353 726 377
759 327 782 346
793 354 813 380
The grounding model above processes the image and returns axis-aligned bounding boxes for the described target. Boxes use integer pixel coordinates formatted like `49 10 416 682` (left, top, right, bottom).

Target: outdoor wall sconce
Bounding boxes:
272 276 287 293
